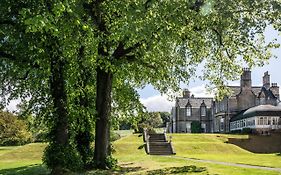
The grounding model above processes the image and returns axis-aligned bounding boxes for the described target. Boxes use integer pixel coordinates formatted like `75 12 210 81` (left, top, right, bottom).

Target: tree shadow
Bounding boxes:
147 165 207 175
0 164 49 175
87 165 144 175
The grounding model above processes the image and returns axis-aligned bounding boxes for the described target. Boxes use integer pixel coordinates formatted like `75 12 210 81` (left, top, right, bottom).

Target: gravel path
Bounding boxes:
164 155 281 173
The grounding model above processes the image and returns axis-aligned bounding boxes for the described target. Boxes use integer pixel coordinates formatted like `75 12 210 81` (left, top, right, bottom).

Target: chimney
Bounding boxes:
183 89 191 98
271 83 280 100
240 68 252 90
263 71 270 89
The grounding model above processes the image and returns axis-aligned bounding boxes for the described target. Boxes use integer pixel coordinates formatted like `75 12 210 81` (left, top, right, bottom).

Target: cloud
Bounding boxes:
140 95 174 112
189 85 214 98
140 85 214 112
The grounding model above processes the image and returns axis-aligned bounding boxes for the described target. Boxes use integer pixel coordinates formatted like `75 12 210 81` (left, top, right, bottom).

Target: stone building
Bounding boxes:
213 69 280 133
170 69 280 133
229 104 281 134
170 90 213 133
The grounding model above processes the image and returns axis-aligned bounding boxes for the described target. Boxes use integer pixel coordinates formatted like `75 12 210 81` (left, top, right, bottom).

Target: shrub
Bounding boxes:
110 131 121 142
191 121 202 133
0 111 32 146
242 128 252 134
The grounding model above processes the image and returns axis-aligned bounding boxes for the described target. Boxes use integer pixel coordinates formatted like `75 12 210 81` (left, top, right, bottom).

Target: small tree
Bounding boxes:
0 111 32 146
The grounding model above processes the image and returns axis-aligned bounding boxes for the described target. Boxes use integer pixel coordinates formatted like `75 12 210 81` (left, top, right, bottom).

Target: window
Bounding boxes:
201 107 206 116
186 106 191 117
186 102 192 117
200 101 206 117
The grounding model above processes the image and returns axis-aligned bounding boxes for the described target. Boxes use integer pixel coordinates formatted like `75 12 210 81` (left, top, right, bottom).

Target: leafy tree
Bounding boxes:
159 112 170 127
147 112 163 128
0 111 32 146
1 0 281 174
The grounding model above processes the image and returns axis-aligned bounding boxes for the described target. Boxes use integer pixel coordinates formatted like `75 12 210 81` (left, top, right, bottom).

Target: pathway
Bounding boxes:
162 155 281 173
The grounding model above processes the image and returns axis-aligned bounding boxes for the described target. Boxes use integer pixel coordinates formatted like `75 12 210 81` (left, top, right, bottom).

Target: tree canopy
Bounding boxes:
1 0 280 174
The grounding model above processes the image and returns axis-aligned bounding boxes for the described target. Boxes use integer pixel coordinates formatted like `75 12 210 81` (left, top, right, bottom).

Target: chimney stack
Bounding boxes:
183 89 191 98
240 68 252 90
263 71 270 89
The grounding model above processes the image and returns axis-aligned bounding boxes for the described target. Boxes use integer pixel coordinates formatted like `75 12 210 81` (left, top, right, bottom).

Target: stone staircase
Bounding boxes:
144 131 175 155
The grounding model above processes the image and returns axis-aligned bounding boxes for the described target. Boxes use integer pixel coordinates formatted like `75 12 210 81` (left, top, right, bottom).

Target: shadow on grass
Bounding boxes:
0 164 49 175
276 153 281 156
87 165 143 175
147 165 207 175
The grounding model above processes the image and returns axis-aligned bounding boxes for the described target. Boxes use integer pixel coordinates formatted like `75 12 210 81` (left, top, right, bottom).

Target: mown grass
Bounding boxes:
169 134 281 168
0 143 46 170
0 133 280 175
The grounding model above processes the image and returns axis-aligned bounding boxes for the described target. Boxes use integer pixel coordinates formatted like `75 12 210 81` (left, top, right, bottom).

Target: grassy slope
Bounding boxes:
112 134 281 175
0 143 46 169
0 133 280 175
170 134 281 168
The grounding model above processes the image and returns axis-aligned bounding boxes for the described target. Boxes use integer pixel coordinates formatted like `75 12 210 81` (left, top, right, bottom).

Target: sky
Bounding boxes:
139 27 281 112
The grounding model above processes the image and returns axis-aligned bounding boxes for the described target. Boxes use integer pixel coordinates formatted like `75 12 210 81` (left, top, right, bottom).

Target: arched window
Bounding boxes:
200 101 206 117
186 101 192 117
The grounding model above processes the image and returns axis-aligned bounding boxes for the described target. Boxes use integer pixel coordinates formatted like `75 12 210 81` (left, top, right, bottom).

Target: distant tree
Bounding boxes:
0 111 32 146
147 112 163 128
159 112 171 127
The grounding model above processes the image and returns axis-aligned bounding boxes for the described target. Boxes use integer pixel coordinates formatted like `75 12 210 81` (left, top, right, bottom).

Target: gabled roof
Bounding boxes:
227 86 262 97
177 97 213 108
258 87 277 99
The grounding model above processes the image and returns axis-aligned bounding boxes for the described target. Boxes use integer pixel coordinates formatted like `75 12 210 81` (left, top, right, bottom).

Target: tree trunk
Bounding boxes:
50 58 69 175
94 67 113 169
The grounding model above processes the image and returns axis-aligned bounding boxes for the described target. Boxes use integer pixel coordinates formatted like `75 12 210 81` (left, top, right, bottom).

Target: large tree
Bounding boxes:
1 0 280 173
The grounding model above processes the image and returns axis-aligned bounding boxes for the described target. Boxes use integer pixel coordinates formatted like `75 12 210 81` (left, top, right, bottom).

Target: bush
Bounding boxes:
110 131 121 142
0 111 32 146
191 121 202 133
43 143 83 172
242 128 252 134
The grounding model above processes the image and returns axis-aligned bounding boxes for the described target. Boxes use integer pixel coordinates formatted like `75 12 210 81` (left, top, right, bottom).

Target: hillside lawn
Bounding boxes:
0 133 280 175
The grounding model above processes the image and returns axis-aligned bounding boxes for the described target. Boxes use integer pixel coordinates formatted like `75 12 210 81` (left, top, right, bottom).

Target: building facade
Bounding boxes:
170 69 281 133
213 69 280 133
230 105 281 134
170 90 213 133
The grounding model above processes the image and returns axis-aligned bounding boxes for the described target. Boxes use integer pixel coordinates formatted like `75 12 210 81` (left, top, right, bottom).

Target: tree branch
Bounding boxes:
0 51 16 60
18 69 31 80
112 42 142 59
0 20 16 26
124 55 156 70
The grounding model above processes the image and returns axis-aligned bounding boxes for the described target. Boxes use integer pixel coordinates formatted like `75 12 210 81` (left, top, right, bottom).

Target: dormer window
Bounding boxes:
200 101 206 117
186 101 192 117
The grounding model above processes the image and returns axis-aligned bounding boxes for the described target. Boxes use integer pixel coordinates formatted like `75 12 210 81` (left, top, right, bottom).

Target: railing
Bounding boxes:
143 128 150 154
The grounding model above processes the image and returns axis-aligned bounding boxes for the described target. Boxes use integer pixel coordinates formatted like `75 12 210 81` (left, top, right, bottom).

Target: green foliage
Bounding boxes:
136 112 163 133
0 111 32 146
191 121 203 133
110 131 121 142
159 112 170 127
242 128 252 134
43 143 83 172
104 155 118 169
147 112 163 128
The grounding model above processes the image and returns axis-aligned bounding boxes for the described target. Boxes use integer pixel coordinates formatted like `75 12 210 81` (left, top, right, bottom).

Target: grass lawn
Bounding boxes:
169 134 281 168
0 133 280 175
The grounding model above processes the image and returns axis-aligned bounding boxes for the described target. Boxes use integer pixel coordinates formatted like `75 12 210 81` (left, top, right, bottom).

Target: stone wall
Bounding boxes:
228 131 281 153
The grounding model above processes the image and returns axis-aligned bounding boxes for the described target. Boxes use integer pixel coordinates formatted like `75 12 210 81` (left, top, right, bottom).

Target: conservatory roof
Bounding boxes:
230 105 281 122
